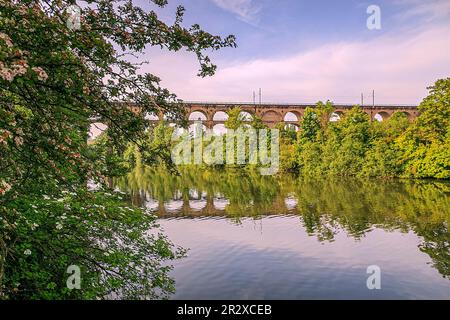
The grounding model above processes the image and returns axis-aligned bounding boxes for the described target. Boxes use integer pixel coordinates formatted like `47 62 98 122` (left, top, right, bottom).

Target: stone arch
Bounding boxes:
374 111 390 122
261 110 282 122
171 126 185 138
188 110 207 121
189 123 207 136
189 190 207 211
145 198 159 211
398 111 413 121
164 200 183 212
189 199 207 211
213 111 229 121
333 110 345 118
329 112 342 122
189 189 207 211
239 111 253 121
213 123 227 135
284 195 298 210
213 197 229 211
283 111 301 122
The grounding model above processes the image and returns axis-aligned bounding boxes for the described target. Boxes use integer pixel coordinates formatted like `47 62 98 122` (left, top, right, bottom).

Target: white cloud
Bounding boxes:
210 0 261 24
394 0 450 22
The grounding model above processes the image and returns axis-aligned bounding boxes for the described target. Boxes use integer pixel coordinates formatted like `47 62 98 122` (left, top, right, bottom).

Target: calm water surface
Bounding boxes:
117 167 450 299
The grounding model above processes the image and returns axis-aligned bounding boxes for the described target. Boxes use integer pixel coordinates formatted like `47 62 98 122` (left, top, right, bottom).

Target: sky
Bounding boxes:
139 0 450 105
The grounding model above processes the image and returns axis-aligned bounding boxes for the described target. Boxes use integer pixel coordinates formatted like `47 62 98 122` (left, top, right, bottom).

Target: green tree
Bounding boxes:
224 107 245 129
0 0 235 299
298 107 320 143
360 112 409 177
329 106 371 175
397 78 450 178
316 100 334 131
250 115 267 130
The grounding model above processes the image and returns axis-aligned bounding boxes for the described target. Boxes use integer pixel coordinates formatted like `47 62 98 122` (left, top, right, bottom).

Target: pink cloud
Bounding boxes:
143 24 450 105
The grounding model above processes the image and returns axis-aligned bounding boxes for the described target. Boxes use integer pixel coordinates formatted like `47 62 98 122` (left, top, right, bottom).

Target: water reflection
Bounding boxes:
116 167 450 298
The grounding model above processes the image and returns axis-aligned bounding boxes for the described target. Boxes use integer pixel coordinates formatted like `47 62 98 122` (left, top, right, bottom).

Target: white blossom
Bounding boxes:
32 66 48 81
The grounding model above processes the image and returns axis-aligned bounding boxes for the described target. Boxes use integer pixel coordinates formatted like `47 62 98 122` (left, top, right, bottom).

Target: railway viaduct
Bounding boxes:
129 102 419 129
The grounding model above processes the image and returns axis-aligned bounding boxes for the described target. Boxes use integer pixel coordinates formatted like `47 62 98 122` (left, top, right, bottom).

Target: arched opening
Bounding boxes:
164 200 183 212
188 123 207 137
374 112 390 122
189 200 207 211
284 111 300 122
213 124 227 135
329 112 342 122
171 126 185 139
189 189 206 199
399 111 412 121
239 111 253 121
284 195 298 210
189 190 207 211
213 197 230 211
145 198 159 211
189 111 207 121
262 110 281 122
213 111 229 121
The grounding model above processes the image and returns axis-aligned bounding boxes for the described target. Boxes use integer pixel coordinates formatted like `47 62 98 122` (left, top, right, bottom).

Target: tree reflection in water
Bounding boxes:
115 167 450 279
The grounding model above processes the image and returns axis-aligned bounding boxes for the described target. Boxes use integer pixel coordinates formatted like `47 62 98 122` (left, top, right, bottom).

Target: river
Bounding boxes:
117 167 450 299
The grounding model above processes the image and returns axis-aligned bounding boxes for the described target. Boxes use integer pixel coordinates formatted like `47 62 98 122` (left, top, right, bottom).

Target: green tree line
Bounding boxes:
125 78 449 179
288 78 449 179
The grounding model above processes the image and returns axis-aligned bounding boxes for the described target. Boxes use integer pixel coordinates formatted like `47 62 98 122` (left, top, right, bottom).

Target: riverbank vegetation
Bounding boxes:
253 78 448 178
119 77 449 179
290 78 449 179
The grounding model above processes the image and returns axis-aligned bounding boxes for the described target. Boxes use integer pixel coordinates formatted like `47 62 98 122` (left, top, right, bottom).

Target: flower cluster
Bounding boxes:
0 32 49 83
0 180 12 195
0 33 29 82
32 66 48 82
0 128 11 147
